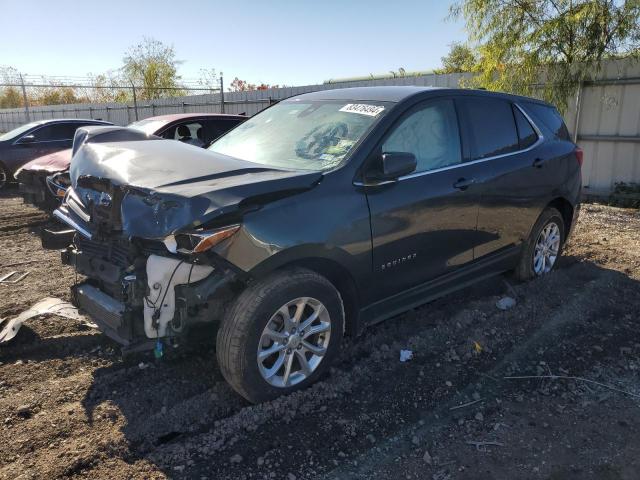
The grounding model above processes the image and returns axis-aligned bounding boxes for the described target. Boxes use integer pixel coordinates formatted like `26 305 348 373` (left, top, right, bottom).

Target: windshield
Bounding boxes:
0 121 44 142
208 100 390 171
128 118 169 135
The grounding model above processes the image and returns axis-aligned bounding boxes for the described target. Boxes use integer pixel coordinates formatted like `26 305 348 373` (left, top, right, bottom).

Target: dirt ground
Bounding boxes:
0 193 639 480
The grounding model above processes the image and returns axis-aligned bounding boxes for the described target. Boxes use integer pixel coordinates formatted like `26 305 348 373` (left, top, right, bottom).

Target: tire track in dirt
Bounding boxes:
325 266 632 479
0 196 49 237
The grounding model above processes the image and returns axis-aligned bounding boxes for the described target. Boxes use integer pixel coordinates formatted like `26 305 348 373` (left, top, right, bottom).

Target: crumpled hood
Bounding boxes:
68 139 322 238
19 149 72 173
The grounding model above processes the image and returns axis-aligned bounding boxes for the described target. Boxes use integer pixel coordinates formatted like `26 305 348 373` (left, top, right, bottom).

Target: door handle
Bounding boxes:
532 158 544 168
453 178 475 190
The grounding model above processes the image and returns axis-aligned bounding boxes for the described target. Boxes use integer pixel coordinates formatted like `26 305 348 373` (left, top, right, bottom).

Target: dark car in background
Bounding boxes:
15 113 247 210
51 86 582 403
0 118 112 189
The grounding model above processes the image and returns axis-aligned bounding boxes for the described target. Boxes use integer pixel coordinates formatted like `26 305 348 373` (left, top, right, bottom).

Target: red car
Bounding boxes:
16 113 247 210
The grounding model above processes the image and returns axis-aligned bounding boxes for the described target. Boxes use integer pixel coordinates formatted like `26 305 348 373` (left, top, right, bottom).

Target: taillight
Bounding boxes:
575 146 584 168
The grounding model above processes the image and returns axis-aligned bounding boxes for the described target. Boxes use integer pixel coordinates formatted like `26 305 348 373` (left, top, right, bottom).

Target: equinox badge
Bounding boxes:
381 253 417 271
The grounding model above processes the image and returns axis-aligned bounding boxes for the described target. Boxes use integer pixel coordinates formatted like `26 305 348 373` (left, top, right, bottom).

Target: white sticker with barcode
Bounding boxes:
339 103 385 117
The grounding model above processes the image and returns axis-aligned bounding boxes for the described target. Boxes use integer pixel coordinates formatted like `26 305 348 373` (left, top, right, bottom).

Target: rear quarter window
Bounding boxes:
523 103 570 140
457 97 519 160
512 105 538 149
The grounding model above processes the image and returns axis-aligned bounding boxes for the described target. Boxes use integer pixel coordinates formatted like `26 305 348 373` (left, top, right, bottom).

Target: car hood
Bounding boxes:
19 149 72 174
67 139 322 238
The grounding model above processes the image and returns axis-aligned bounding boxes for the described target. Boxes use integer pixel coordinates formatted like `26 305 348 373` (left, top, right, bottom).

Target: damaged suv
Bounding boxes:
53 87 582 403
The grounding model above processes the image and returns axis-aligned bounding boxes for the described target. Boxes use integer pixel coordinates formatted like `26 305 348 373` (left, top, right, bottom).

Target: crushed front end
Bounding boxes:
54 183 239 352
50 133 321 352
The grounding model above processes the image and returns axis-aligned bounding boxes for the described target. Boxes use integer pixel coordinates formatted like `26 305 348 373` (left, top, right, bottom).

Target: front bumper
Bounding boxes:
55 192 238 348
41 227 76 250
63 242 146 345
73 282 131 345
62 237 233 348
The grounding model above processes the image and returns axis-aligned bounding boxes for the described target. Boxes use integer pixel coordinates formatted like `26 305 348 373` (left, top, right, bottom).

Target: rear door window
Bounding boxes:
524 103 570 140
458 97 519 160
513 105 538 149
382 98 462 173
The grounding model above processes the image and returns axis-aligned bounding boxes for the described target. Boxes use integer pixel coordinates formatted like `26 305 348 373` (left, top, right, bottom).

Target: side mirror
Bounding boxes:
18 134 36 144
370 152 417 181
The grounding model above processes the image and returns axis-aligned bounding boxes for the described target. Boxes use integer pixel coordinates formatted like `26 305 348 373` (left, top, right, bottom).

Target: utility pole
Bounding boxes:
130 80 139 121
220 73 225 114
19 74 30 122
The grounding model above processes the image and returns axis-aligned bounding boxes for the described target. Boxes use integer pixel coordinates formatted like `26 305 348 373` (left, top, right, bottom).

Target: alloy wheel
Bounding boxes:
257 296 331 388
533 221 561 275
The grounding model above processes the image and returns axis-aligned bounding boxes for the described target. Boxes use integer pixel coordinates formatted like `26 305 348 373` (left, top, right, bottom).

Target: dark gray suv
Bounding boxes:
52 87 582 402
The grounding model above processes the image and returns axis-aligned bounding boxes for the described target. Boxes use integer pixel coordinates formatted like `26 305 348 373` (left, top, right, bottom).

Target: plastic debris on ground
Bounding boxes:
399 349 414 362
496 296 517 311
0 297 97 343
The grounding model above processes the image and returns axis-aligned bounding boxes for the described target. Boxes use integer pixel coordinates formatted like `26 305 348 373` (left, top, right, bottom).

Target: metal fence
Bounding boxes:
0 72 470 130
0 61 638 194
566 60 640 197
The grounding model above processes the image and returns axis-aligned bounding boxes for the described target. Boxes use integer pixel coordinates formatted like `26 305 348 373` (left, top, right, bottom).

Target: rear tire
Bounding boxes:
515 207 565 281
216 268 344 403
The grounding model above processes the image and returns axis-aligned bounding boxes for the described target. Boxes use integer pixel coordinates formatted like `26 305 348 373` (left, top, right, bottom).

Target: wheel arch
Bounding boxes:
546 197 575 241
0 160 9 187
250 251 362 337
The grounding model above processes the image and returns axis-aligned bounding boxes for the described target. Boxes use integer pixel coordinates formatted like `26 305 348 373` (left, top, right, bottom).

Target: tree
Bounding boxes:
228 77 279 92
122 37 185 100
0 86 22 108
30 85 86 106
0 66 23 108
450 0 640 110
229 77 255 92
198 68 219 92
434 43 477 73
87 71 131 103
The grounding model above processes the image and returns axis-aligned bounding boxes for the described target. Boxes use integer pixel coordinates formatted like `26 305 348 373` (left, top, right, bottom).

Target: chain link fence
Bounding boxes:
0 72 471 132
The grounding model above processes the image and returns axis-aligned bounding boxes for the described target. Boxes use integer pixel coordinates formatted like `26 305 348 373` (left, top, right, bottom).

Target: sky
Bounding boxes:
0 0 467 87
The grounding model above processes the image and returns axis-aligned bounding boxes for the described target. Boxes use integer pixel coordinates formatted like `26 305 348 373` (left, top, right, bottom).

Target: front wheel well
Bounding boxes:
546 197 574 241
273 258 361 337
0 161 9 188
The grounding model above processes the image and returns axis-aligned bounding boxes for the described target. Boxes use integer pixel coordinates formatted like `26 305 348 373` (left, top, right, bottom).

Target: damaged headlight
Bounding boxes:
163 225 240 254
46 171 71 198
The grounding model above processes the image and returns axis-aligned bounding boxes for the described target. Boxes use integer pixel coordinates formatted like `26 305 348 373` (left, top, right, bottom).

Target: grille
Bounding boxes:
76 235 131 268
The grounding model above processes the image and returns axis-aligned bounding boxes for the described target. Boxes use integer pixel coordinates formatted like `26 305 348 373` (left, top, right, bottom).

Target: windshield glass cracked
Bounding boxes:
208 100 390 171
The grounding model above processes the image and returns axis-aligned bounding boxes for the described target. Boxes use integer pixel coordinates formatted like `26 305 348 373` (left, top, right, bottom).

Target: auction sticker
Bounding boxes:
339 104 385 117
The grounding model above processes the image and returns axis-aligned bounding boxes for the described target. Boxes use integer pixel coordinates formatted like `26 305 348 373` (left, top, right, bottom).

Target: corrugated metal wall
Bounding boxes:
567 60 640 195
1 62 638 194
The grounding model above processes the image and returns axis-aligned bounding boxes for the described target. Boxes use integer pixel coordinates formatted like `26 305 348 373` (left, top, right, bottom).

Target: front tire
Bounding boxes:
515 207 565 281
216 268 344 403
0 163 8 190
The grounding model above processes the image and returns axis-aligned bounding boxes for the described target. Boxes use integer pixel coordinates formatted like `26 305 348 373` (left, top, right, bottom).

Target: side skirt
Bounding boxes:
359 246 520 328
